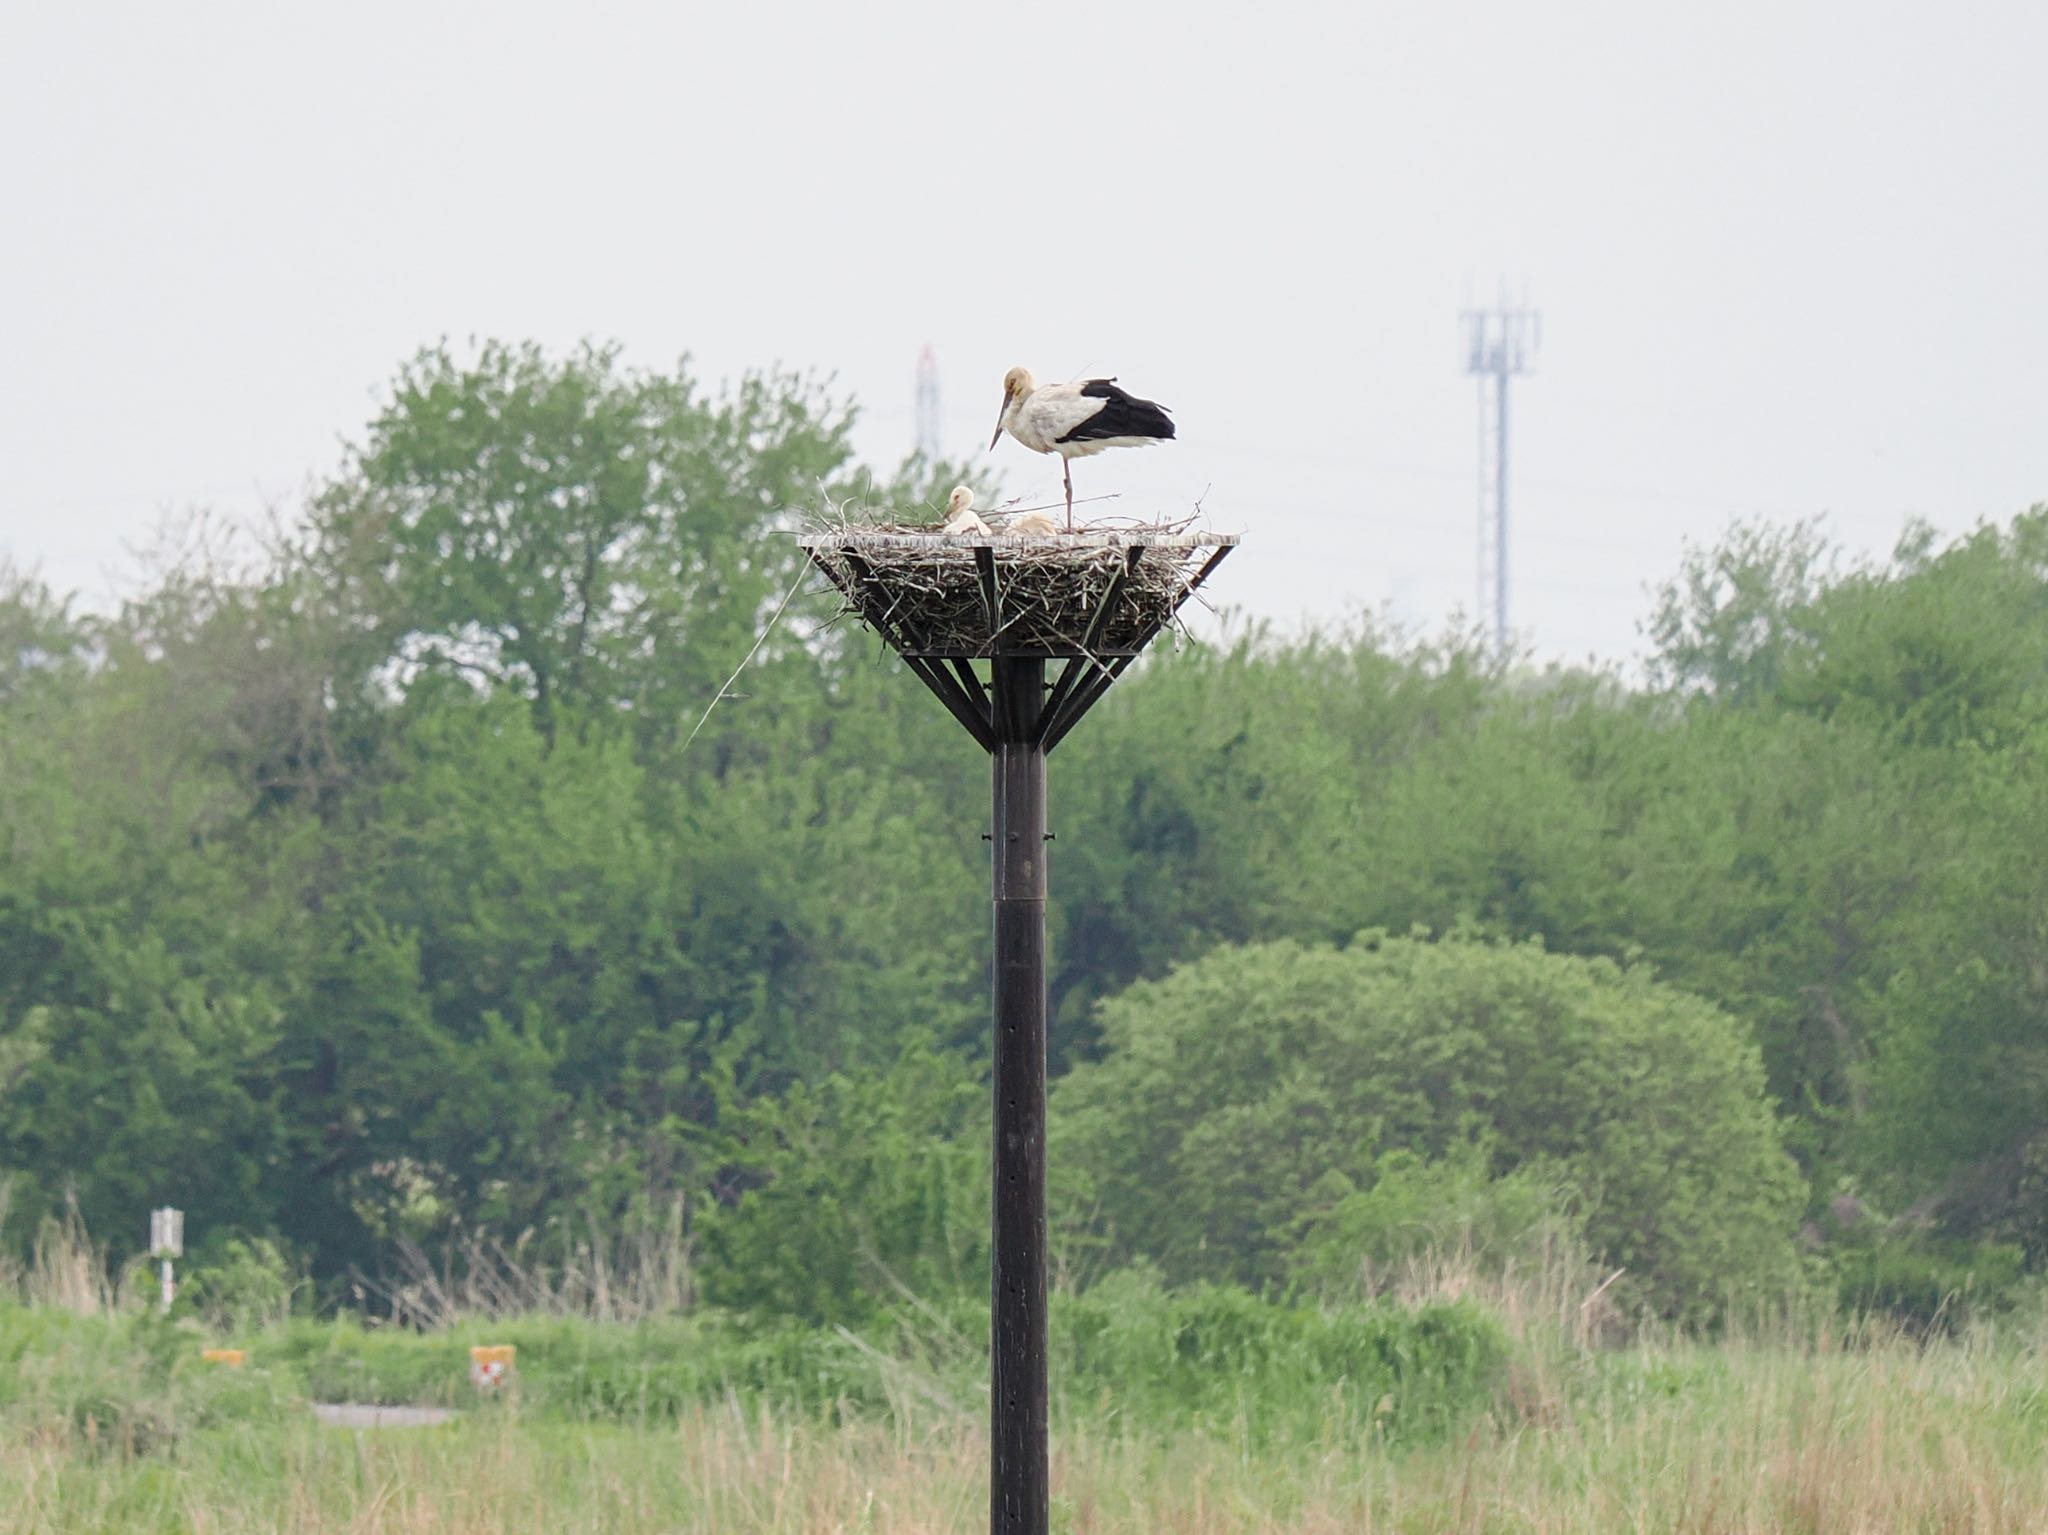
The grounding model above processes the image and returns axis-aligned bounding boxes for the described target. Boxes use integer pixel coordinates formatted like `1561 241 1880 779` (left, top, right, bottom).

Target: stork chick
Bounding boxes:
1004 508 1060 537
940 485 991 536
989 367 1174 528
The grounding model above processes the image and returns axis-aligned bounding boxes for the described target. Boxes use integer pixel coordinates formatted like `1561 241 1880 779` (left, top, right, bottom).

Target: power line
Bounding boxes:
1195 437 1803 522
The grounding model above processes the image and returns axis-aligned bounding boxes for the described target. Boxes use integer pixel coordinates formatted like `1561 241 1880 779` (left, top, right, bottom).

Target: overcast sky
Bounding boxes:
5 1 2044 665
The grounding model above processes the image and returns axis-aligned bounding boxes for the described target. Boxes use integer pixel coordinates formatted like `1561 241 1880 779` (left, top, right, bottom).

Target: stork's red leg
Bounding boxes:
1063 460 1074 530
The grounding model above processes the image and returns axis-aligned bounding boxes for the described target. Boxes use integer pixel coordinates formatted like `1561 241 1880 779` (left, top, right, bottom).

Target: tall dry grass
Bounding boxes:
0 1187 136 1315
4 1324 2047 1535
360 1197 698 1327
0 1185 701 1328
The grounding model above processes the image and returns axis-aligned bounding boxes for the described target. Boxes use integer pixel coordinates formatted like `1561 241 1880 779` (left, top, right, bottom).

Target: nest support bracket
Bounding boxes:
800 531 1238 753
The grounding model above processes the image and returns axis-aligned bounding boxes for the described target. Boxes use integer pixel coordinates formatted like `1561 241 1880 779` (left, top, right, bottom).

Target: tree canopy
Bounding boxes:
4 336 2046 1322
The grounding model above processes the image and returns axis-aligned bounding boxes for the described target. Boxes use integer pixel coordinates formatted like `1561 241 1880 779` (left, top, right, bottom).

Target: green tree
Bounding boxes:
1634 507 2048 1225
1778 513 2048 748
1646 516 1837 703
1046 622 1503 1064
303 340 857 749
1856 726 2048 1242
0 563 91 710
697 1046 986 1325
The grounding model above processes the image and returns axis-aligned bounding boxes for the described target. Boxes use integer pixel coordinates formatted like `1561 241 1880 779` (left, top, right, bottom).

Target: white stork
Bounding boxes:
940 485 991 535
989 367 1175 528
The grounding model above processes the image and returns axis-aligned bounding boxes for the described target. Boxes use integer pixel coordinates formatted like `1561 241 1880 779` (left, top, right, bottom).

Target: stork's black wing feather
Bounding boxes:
1058 379 1176 443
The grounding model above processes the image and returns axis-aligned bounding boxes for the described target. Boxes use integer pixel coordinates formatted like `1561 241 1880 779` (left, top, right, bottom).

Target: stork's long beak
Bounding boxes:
988 393 1009 451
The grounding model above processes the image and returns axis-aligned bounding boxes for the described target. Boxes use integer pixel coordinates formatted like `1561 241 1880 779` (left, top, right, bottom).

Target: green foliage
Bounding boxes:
1776 515 2048 749
0 340 995 1280
1054 1268 1504 1441
1286 1140 1581 1297
1056 934 1804 1319
257 1309 943 1420
7 1316 2048 1531
304 340 857 748
0 562 91 709
0 1278 1502 1453
177 1237 301 1336
0 1302 299 1453
695 1047 988 1325
1646 516 1837 702
1045 625 1500 1064
1831 1232 2029 1334
8 329 2048 1322
0 924 279 1246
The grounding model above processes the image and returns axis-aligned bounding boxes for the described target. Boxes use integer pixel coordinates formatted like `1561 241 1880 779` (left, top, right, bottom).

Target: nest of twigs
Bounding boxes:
796 510 1238 659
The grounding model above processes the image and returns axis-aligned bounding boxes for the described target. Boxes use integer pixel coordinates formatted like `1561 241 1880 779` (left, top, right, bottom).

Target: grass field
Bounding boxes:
5 1223 2045 1533
6 1308 2048 1533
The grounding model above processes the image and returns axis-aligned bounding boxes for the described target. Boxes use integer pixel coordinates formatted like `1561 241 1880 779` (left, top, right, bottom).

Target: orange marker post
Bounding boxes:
469 1345 515 1391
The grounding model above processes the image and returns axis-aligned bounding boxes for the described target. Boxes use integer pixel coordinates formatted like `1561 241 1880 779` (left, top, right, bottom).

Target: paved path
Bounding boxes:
312 1403 458 1428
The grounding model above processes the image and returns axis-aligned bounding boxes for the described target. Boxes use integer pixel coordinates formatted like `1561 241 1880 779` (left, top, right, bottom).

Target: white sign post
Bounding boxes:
149 1207 183 1315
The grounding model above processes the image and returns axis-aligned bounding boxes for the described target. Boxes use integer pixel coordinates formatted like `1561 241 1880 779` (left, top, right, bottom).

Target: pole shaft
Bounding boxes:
1495 354 1511 650
1475 375 1486 628
990 658 1048 1535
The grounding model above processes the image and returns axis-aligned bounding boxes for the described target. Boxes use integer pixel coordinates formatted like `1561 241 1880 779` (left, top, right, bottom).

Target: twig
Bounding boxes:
1580 1267 1626 1311
679 563 811 754
996 492 1123 517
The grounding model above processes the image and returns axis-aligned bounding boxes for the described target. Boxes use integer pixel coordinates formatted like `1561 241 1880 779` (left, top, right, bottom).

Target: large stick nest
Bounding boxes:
796 514 1239 660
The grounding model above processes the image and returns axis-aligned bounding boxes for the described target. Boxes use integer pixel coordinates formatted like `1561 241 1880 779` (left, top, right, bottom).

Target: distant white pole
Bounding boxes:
149 1207 183 1316
915 343 942 460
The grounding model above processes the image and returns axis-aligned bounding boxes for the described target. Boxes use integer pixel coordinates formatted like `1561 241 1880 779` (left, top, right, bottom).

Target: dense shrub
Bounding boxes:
176 1235 301 1335
1056 934 1805 1319
1830 1234 2028 1335
695 1046 988 1325
1054 1268 1504 1441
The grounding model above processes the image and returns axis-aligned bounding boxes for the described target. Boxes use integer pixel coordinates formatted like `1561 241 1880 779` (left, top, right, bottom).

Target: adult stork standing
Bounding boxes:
989 367 1175 528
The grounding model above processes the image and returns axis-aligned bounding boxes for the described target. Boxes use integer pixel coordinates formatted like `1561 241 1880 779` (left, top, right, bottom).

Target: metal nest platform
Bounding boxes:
797 527 1239 752
797 516 1240 1535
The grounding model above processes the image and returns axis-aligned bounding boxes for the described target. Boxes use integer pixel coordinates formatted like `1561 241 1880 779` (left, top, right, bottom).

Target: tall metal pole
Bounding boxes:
1460 296 1538 656
1494 356 1510 649
989 656 1048 1535
796 532 1236 1535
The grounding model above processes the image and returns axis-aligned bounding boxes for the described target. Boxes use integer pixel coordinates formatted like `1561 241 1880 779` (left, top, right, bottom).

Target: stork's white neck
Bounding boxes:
999 371 1039 435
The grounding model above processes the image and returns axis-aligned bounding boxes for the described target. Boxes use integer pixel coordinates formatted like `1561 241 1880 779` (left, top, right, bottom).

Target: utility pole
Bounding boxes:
915 344 942 460
1459 295 1539 653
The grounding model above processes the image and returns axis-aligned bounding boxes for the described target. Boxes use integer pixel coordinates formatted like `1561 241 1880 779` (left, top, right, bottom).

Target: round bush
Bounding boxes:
1054 934 1803 1319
